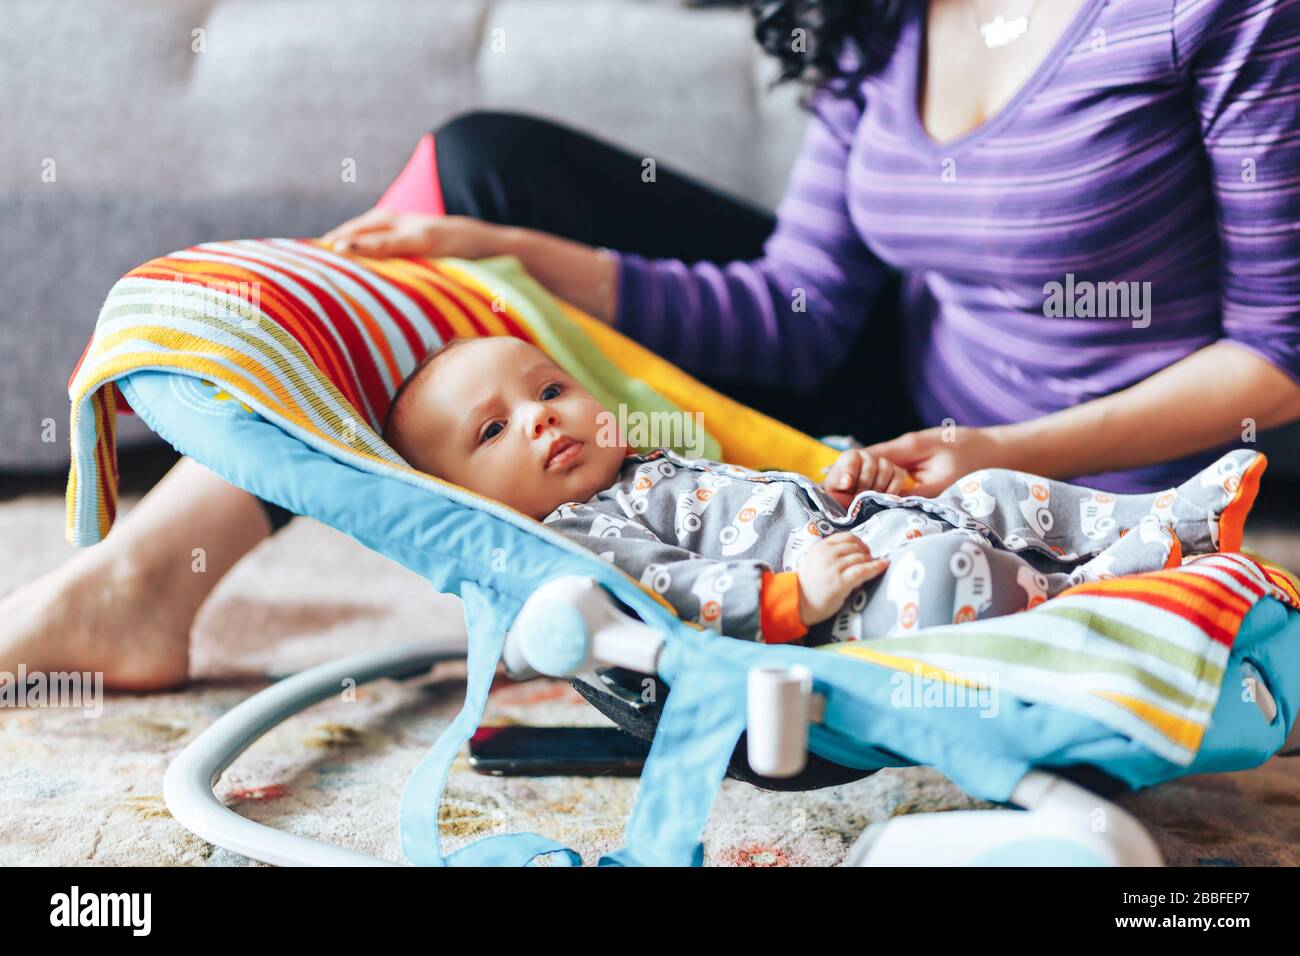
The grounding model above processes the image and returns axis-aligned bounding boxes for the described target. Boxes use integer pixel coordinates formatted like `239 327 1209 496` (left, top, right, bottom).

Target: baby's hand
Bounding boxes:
823 448 911 507
797 533 888 627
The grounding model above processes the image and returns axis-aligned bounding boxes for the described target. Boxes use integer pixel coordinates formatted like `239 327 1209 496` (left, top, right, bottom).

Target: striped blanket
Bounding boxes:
66 238 842 546
830 552 1300 765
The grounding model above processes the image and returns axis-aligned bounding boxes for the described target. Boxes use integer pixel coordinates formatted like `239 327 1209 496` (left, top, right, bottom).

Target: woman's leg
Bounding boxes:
418 109 915 440
0 457 274 690
428 110 776 261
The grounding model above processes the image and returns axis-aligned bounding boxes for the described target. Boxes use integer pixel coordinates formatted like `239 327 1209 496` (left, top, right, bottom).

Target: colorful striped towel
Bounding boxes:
66 238 843 546
828 552 1300 765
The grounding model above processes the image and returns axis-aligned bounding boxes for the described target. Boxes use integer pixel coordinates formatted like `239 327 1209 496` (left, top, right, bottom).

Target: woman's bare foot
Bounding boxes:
0 551 193 691
0 456 274 693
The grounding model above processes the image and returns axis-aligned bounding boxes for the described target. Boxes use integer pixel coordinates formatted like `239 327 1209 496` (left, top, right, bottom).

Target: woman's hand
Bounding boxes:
797 533 888 627
319 208 500 259
861 426 1013 498
319 205 624 321
321 207 621 323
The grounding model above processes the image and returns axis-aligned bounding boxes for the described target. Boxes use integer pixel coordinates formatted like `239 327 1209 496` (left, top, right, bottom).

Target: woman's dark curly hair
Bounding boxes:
748 0 899 104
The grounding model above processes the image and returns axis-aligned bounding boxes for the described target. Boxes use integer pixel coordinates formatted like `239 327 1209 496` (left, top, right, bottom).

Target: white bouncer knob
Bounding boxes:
504 575 663 679
747 665 813 778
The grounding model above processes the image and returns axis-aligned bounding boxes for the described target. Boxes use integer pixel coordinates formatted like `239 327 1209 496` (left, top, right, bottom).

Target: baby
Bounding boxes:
384 336 1263 644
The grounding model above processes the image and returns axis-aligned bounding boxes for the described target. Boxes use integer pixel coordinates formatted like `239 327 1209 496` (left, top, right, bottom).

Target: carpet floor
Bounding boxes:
3 494 1299 866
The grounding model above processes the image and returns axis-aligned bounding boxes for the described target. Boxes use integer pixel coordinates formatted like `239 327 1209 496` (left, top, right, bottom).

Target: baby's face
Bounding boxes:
396 337 628 519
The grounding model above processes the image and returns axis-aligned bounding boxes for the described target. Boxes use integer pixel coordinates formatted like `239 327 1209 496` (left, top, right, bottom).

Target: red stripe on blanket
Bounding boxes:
428 261 533 340
196 249 392 422
129 261 365 417
147 255 376 420
287 240 431 359
1064 576 1243 646
91 392 116 528
1187 556 1268 599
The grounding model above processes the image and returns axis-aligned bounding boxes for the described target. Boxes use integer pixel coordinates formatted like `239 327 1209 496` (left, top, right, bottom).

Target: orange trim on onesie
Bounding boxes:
760 571 808 644
1219 453 1267 553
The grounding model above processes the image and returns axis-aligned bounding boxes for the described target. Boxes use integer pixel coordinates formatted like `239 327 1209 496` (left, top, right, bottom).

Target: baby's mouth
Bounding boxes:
545 436 584 470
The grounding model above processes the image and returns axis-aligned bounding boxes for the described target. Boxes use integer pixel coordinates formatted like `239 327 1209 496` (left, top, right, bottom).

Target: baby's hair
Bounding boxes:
381 336 475 454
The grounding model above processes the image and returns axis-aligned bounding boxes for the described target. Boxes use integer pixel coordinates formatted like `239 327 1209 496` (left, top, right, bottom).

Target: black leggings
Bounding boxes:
259 110 916 532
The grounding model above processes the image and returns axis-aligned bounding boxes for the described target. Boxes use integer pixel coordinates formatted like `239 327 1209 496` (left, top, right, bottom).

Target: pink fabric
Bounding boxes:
375 132 445 216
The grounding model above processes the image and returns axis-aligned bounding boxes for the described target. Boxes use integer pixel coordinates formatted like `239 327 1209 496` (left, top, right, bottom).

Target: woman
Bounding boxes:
5 0 1299 689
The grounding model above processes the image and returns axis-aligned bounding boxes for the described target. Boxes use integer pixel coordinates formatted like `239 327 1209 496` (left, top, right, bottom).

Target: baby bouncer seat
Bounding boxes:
67 236 1300 866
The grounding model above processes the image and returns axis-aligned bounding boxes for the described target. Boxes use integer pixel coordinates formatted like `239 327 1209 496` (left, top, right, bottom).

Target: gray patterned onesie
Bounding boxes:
540 448 1260 644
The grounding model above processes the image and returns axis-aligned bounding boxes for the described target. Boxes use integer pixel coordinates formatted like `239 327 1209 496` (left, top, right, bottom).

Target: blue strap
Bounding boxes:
399 581 581 867
599 639 748 867
400 586 746 868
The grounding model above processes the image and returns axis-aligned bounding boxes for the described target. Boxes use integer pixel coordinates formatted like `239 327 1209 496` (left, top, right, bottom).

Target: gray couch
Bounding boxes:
4 0 1296 476
2 0 803 470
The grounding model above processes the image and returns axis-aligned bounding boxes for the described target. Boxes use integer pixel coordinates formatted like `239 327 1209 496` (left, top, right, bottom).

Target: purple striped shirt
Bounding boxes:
609 0 1300 492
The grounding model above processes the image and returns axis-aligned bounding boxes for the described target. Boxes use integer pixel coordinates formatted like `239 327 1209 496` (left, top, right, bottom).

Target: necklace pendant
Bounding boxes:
979 14 1029 49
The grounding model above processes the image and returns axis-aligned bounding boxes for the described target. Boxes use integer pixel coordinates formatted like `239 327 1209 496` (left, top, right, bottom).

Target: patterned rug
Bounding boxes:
3 495 1300 866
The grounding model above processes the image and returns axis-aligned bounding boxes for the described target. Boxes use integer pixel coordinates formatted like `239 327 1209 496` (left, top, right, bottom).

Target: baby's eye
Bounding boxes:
480 421 505 443
540 383 563 401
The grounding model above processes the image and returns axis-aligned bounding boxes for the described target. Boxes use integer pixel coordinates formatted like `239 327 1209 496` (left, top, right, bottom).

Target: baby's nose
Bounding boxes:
531 410 559 436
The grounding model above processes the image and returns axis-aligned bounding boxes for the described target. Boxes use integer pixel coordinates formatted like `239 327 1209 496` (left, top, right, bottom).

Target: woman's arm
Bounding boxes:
604 82 888 392
990 342 1300 478
484 78 889 391
869 340 1300 496
491 226 620 324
